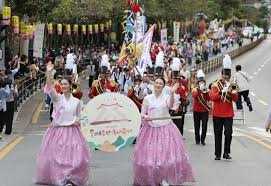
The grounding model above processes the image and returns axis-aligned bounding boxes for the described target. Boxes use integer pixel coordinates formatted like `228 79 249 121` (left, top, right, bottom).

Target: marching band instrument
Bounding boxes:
146 116 183 121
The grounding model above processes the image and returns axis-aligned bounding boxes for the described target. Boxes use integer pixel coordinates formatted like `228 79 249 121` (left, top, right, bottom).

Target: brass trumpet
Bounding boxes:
222 81 239 102
228 81 239 92
72 83 81 94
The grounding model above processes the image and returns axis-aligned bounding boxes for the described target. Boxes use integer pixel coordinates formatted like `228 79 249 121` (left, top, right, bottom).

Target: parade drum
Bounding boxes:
80 93 141 152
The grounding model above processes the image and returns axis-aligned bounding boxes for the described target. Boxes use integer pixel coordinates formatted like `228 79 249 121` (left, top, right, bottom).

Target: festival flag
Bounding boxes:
66 24 71 35
100 24 104 32
94 24 99 33
12 16 19 34
73 24 78 35
57 24 62 35
138 25 155 71
82 25 86 35
47 23 53 35
2 6 11 25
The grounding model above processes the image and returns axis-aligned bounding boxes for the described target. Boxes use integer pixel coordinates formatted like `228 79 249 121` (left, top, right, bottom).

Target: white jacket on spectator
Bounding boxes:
65 53 76 70
233 71 250 92
100 54 110 69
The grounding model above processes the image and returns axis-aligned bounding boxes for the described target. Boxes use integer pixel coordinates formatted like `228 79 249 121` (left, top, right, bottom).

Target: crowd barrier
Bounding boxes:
197 36 265 75
14 59 90 111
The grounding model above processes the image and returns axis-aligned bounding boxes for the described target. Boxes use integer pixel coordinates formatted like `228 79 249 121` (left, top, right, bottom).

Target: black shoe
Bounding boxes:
223 154 232 160
249 106 253 112
201 141 206 146
215 156 221 160
196 141 200 145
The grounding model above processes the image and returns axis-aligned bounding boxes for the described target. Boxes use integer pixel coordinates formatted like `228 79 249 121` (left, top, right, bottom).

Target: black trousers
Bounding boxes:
236 90 252 110
0 110 5 133
89 75 94 88
170 108 185 135
213 117 233 157
49 103 53 122
0 101 15 135
193 111 209 143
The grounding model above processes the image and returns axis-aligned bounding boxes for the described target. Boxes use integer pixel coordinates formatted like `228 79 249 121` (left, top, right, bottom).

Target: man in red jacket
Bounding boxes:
192 70 210 145
89 66 118 99
169 69 189 136
210 55 238 160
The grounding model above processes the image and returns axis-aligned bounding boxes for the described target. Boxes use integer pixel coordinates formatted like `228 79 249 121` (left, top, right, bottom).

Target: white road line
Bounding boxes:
258 99 268 106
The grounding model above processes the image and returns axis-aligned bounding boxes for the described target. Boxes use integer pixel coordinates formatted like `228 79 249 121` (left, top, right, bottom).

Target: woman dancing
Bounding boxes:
133 77 195 186
36 64 90 186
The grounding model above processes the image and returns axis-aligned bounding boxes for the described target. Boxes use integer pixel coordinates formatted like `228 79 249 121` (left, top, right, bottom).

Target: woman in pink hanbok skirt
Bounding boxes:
36 65 90 186
133 77 195 186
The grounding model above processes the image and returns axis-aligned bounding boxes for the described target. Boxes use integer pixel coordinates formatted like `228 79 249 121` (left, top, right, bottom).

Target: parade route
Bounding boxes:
0 38 271 186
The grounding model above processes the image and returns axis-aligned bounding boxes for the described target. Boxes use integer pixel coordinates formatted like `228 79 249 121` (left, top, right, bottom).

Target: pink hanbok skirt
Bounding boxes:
133 121 195 186
36 124 90 186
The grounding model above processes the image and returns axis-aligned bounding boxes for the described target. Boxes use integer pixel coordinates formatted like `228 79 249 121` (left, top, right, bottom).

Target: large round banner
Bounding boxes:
80 93 141 152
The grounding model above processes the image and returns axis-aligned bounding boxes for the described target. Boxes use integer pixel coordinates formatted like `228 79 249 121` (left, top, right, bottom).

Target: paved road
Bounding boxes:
0 38 271 186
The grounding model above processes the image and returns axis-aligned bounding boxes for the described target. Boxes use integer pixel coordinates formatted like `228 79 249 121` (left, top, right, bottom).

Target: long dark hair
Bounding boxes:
155 77 166 87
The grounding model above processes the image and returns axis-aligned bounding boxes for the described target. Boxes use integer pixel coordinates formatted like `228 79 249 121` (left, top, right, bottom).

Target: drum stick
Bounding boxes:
146 116 183 121
91 119 132 125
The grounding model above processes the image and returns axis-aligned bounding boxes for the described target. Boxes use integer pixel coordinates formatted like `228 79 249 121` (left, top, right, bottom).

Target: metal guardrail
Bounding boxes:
14 59 91 111
197 36 265 75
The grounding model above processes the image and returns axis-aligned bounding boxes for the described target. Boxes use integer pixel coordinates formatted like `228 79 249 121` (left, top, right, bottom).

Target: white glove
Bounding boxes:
222 86 228 93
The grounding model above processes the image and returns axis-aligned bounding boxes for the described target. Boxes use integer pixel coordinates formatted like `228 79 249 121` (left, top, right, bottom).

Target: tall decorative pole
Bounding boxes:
0 0 5 69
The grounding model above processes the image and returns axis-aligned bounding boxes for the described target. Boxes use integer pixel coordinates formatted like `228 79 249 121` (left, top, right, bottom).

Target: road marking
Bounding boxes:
258 99 268 106
0 136 24 160
242 133 271 150
236 128 271 151
31 102 43 124
41 124 51 128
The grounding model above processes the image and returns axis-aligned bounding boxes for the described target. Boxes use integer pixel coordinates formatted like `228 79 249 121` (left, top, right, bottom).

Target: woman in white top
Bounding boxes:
36 64 90 186
133 77 195 186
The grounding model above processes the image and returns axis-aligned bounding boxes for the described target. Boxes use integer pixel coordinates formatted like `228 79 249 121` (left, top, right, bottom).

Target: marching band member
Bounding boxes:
133 77 195 186
88 66 118 99
192 70 210 145
36 64 90 186
127 75 144 111
209 54 238 160
169 60 184 135
144 66 155 95
177 75 189 136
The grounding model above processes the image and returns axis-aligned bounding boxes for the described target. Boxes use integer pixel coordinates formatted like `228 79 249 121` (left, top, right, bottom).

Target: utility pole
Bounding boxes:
0 0 5 69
